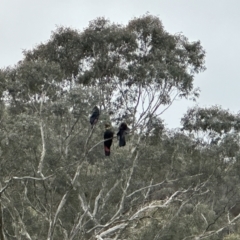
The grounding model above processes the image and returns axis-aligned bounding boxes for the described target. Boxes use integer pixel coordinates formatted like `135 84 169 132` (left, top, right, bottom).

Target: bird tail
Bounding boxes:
104 146 110 156
119 135 126 147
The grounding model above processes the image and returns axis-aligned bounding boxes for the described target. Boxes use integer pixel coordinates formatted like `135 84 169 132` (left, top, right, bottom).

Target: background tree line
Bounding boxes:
0 14 240 240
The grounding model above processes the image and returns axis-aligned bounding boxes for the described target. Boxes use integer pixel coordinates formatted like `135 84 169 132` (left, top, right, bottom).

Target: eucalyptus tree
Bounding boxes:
23 14 205 126
0 14 209 240
181 106 240 138
178 106 240 239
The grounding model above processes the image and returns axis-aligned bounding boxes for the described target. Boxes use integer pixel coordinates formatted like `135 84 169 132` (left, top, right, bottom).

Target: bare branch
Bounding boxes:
0 201 5 240
126 180 165 199
78 193 99 224
96 223 128 239
93 189 103 217
12 175 54 181
37 92 46 177
101 179 121 211
69 210 88 240
111 148 140 221
47 191 69 240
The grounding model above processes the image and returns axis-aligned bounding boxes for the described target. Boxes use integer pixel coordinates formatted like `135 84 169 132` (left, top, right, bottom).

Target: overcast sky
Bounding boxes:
1 0 239 128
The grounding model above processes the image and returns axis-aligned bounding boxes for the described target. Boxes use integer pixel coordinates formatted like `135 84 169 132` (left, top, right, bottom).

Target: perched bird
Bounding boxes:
104 123 114 156
117 122 130 147
89 106 100 128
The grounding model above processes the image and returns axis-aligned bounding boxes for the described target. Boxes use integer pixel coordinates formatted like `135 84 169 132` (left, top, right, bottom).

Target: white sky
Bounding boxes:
1 0 239 128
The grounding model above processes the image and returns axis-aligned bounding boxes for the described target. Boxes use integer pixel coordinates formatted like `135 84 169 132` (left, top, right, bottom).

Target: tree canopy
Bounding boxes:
1 14 240 240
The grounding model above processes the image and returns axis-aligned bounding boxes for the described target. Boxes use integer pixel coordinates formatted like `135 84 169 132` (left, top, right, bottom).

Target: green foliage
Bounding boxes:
224 234 240 240
3 13 240 240
181 105 240 134
20 13 205 124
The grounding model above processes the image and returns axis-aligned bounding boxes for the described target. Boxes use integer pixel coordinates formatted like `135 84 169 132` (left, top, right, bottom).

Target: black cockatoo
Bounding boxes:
117 122 130 147
104 123 114 156
89 106 100 128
